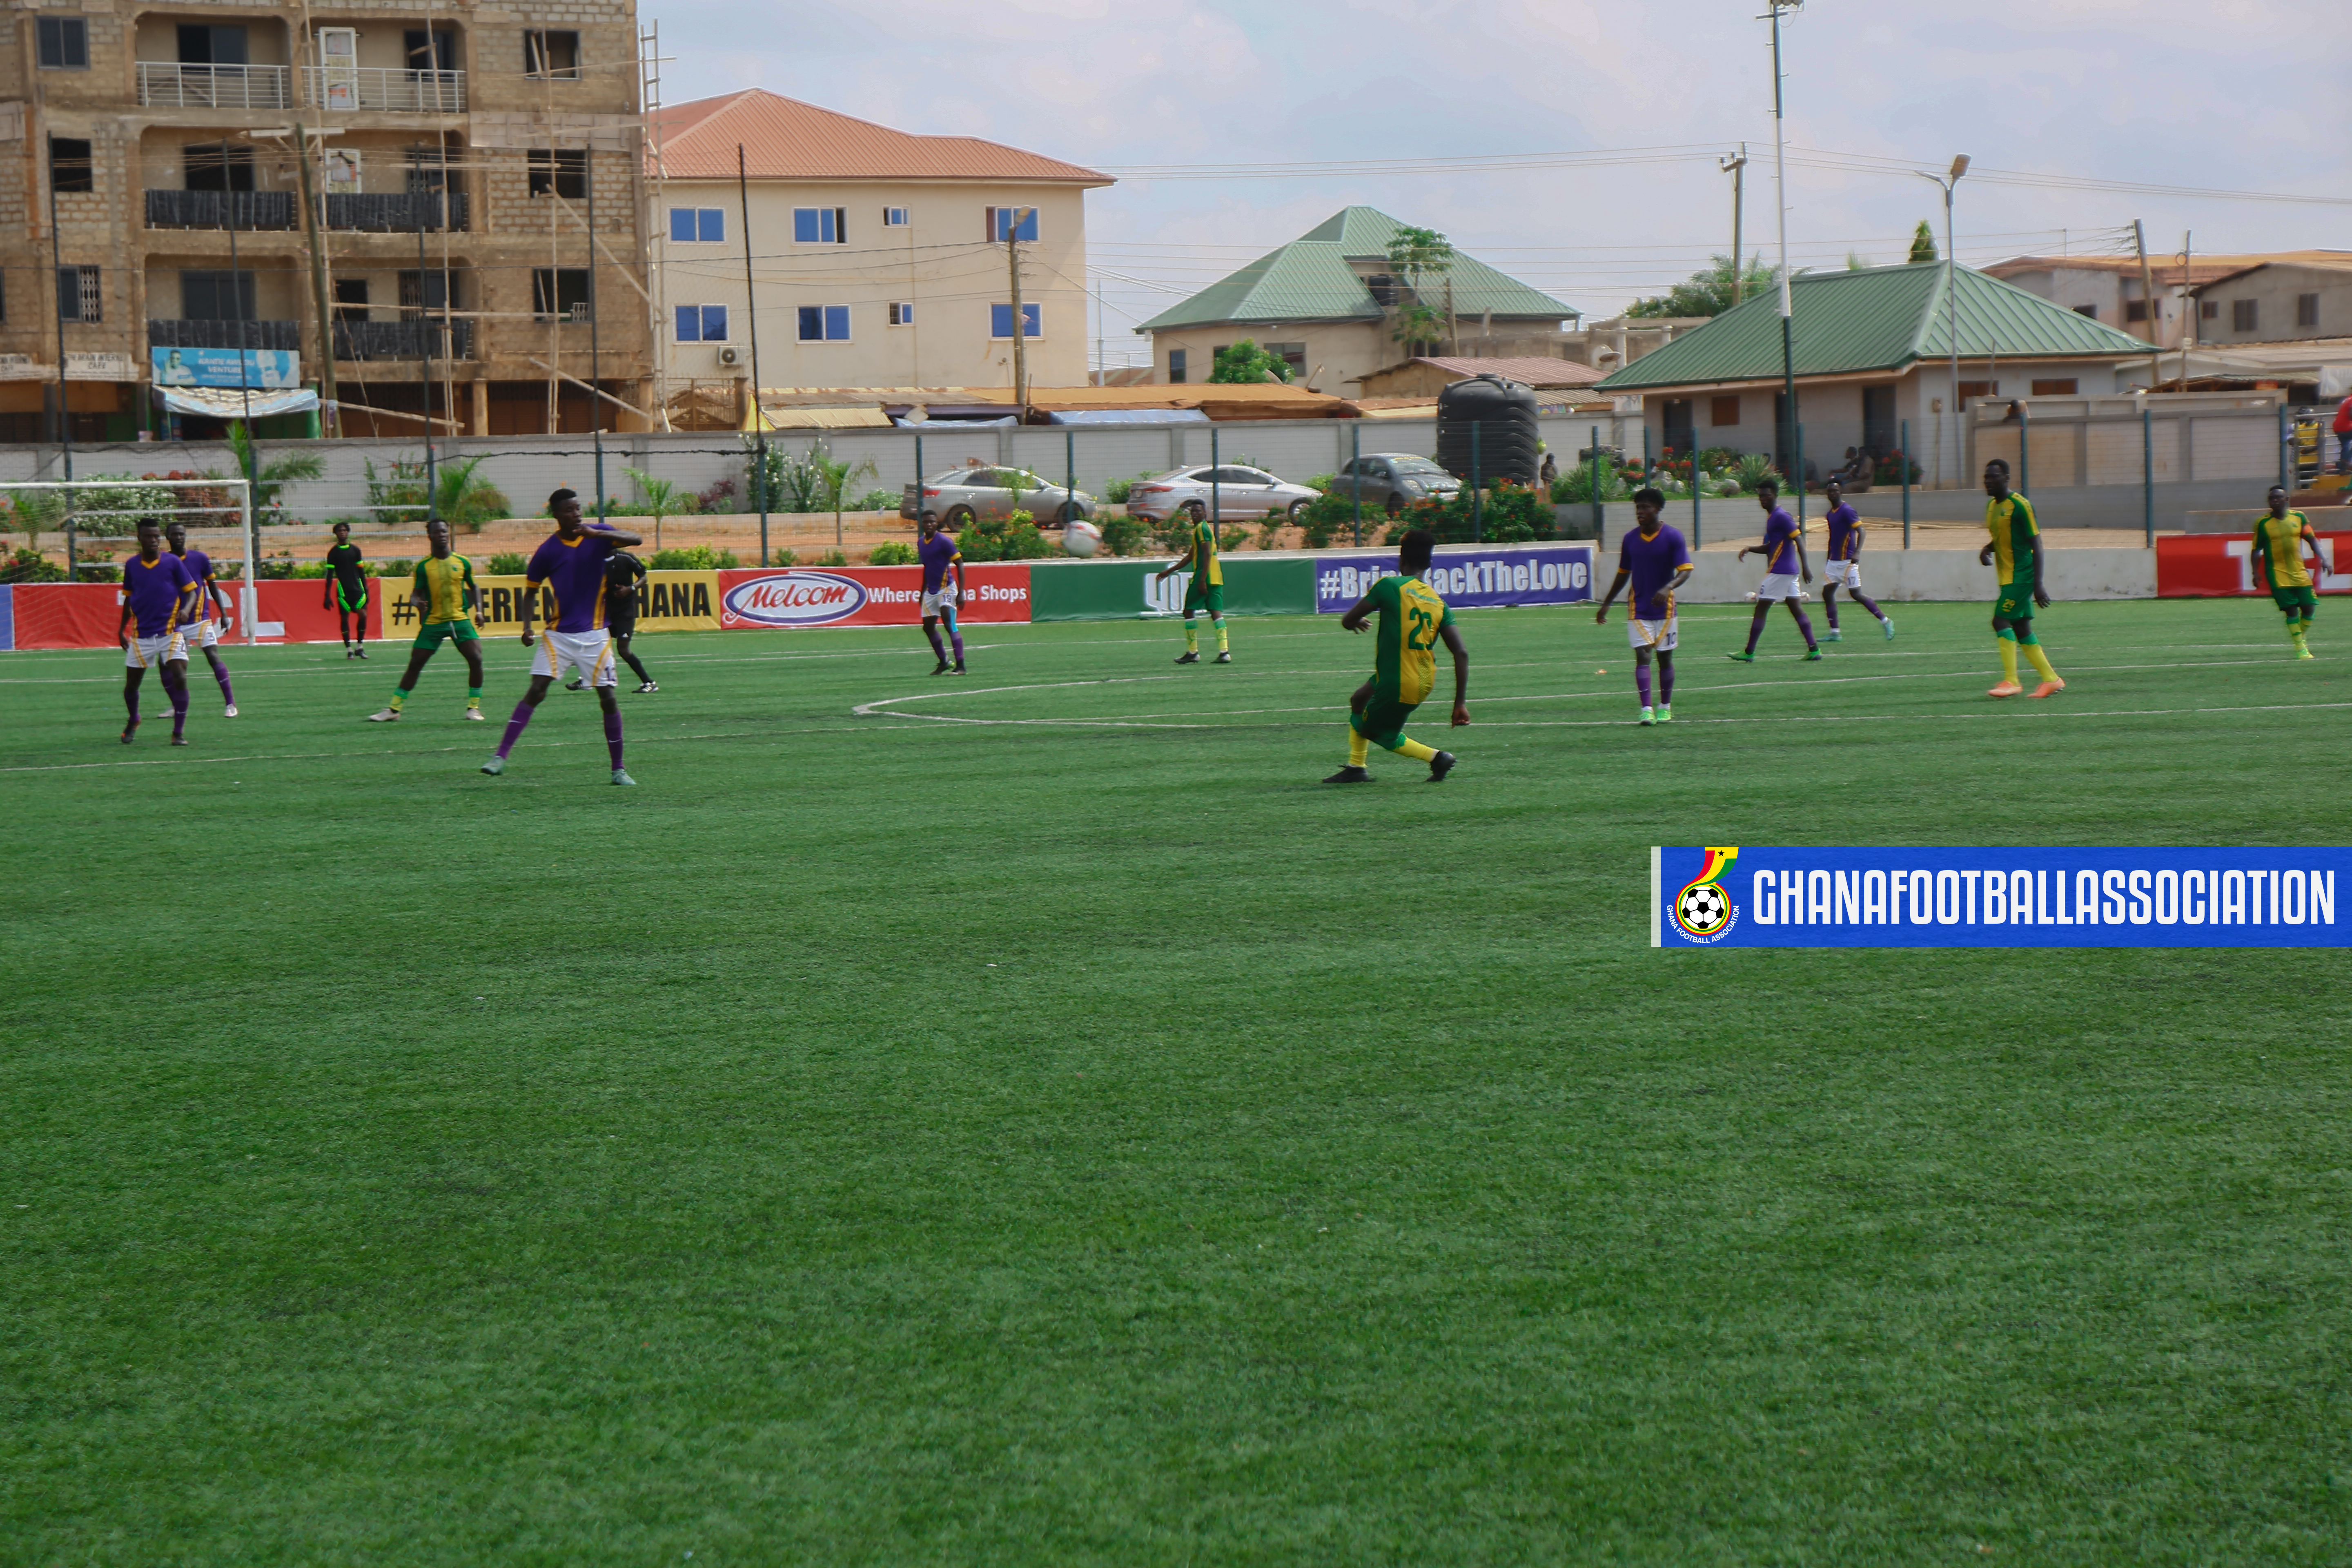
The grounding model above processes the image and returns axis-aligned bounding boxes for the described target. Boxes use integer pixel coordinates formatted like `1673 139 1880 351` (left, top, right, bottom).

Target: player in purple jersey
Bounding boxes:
916 514 967 674
163 520 238 714
1727 477 1821 662
481 489 644 784
1814 479 1892 642
114 519 197 745
1593 488 1695 724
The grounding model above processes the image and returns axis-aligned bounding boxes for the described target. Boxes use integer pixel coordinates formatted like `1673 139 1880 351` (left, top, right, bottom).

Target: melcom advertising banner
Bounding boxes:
1653 846 2350 949
715 566 1031 629
1315 545 1595 613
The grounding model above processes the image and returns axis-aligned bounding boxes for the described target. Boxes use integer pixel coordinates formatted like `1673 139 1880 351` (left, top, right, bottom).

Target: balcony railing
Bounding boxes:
323 192 470 232
136 61 293 110
301 66 466 113
333 319 474 361
149 319 301 352
145 190 297 231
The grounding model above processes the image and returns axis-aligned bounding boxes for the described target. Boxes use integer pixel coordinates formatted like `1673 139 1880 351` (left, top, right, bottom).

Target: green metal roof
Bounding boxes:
1135 206 1579 332
1594 262 2157 391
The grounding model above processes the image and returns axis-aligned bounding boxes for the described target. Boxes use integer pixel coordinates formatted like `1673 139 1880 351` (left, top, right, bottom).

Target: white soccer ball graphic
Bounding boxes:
1063 518 1104 557
1676 882 1730 933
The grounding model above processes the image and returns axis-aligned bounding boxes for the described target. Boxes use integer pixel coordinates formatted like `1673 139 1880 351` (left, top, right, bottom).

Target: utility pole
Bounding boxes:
1721 144 1748 306
47 141 75 575
294 123 339 436
414 187 437 520
1766 2 1800 492
2178 230 2194 389
1915 154 1970 488
737 145 768 566
2131 219 2162 394
586 138 604 519
1007 205 1031 414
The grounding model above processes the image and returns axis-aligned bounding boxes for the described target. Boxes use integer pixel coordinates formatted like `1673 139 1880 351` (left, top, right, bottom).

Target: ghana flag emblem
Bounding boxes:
1673 846 1740 938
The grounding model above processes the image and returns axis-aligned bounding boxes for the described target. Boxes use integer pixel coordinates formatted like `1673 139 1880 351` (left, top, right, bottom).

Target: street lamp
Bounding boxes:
1764 1 1801 499
1915 154 1970 487
1719 145 1748 307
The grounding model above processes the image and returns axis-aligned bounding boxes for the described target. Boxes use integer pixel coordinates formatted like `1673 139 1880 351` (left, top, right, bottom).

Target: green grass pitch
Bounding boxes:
5 599 2350 1563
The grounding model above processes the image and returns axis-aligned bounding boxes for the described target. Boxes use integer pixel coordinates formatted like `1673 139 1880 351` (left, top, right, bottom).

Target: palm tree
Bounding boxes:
1384 226 1455 352
624 466 684 551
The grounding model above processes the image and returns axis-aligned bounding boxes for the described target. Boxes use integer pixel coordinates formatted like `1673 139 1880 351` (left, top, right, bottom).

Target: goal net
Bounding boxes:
2 476 258 642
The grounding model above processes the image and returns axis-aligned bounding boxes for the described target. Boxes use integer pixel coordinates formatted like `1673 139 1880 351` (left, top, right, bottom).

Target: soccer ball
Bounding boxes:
1676 881 1731 935
1063 517 1104 557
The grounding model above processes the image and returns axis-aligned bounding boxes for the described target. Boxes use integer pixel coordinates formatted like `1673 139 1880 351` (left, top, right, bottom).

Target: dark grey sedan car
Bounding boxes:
1327 453 1463 513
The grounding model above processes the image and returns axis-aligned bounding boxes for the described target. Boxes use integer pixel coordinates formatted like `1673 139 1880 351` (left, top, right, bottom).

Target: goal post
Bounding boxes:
0 476 258 645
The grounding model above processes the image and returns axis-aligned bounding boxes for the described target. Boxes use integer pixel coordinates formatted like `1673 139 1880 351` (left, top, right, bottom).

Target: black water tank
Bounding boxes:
1435 374 1541 486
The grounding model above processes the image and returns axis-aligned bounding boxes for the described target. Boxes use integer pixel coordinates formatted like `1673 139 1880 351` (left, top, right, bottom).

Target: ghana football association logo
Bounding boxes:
1673 846 1740 941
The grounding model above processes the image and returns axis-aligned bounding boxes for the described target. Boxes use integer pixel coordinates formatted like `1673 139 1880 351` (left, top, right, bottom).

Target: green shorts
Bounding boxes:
412 619 480 650
2271 584 2319 615
1350 694 1420 751
1994 584 2034 622
1184 579 1224 615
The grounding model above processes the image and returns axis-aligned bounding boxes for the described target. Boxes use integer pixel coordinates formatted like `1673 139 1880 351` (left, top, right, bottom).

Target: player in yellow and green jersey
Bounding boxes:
368 518 486 721
1154 507 1231 664
1978 458 2062 699
2252 484 2323 659
1325 528 1467 783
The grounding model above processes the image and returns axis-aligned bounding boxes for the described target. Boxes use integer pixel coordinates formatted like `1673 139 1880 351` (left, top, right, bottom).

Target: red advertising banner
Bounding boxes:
2156 531 2352 597
7 577 381 650
715 564 1032 629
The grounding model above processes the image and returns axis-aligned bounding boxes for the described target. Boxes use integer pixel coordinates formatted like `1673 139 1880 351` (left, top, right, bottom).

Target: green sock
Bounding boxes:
1185 621 1198 653
389 688 409 710
1216 621 1229 653
467 686 483 704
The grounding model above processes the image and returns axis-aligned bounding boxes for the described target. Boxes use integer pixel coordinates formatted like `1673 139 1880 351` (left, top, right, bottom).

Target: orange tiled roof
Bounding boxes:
647 89 1111 187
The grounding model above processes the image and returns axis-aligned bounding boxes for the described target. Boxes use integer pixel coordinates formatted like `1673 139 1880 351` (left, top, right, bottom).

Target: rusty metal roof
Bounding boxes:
648 90 1110 186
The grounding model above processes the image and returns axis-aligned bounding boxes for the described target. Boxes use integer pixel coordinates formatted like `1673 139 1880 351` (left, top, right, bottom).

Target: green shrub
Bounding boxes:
1303 472 1334 493
868 540 918 566
1731 454 1782 493
1552 463 1628 505
1089 514 1140 556
1216 523 1251 552
851 488 899 512
1100 472 1160 504
815 549 848 567
0 547 66 583
1381 482 1558 546
78 562 122 582
1296 488 1372 550
644 545 739 570
487 552 528 575
769 548 797 567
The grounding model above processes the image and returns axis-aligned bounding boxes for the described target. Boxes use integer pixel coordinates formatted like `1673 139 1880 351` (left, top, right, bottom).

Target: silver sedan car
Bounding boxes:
1125 464 1322 524
901 466 1095 527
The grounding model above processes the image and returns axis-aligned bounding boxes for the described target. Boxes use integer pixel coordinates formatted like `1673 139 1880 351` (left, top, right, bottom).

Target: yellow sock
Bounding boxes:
1185 621 1198 653
1347 726 1369 766
1396 737 1438 762
1216 621 1229 653
1998 637 2020 683
2022 642 2058 681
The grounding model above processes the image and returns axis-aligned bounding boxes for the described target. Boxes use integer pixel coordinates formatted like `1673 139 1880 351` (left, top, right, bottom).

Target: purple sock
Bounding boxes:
1635 663 1652 706
1853 590 1886 621
1659 655 1675 702
924 623 946 659
1823 594 1841 631
603 707 624 770
209 658 234 705
947 618 964 662
1793 608 1818 649
167 678 189 737
496 701 534 758
1745 612 1766 654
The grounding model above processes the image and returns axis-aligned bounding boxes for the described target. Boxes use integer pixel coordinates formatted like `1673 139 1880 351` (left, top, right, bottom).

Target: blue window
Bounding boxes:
669 207 724 243
793 206 844 244
882 206 909 227
986 206 1039 243
797 304 850 342
990 302 1042 339
675 304 727 342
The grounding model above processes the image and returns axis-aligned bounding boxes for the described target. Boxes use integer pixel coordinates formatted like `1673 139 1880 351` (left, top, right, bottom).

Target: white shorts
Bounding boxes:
125 633 183 668
175 619 219 653
1626 616 1678 653
1753 572 1804 602
1820 559 1862 590
921 585 960 617
532 627 617 687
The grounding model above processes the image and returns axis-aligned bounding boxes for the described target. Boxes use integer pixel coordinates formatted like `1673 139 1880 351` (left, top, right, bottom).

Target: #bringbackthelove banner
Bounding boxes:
1653 845 2351 948
1315 545 1595 613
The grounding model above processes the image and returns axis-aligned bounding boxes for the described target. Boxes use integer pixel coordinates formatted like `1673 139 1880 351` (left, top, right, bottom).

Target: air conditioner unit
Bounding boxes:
716 345 741 366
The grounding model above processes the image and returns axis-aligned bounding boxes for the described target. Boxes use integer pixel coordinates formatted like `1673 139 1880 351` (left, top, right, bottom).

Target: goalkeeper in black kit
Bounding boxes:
570 548 657 693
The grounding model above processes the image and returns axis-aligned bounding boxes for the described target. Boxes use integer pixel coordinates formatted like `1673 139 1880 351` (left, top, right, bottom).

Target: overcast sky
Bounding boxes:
652 0 2351 367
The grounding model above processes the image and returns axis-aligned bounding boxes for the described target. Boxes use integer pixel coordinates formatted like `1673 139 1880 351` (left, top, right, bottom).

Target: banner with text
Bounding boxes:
715 564 1032 629
406 572 724 637
2156 531 2352 597
1315 544 1596 613
1653 845 2350 948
